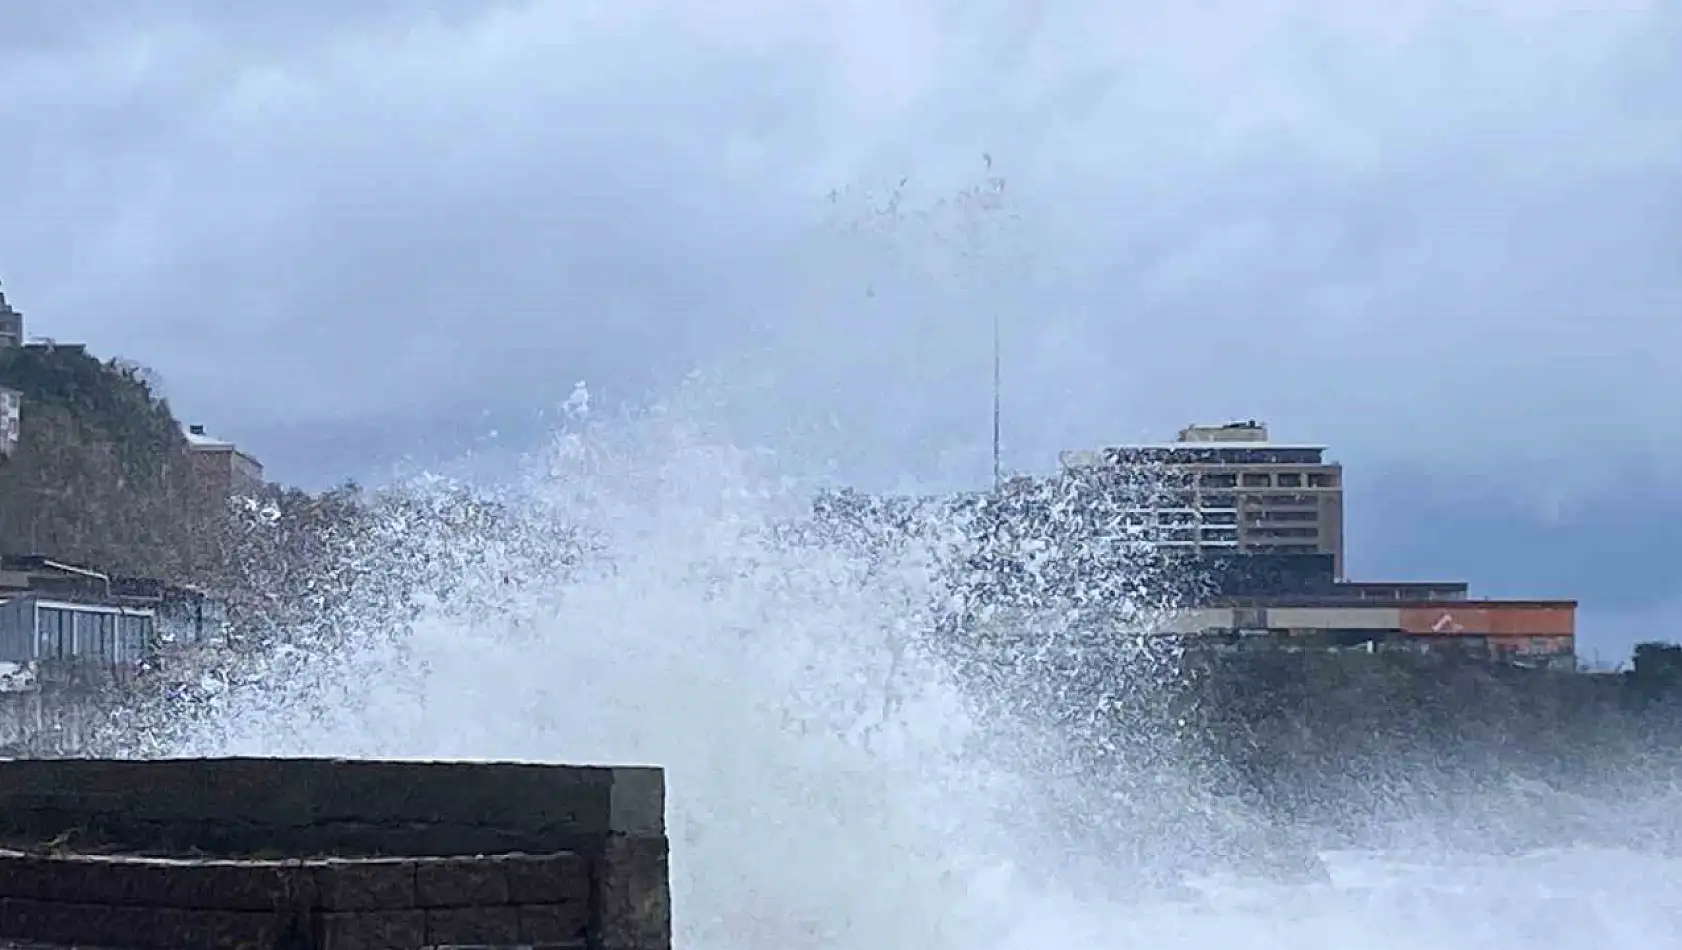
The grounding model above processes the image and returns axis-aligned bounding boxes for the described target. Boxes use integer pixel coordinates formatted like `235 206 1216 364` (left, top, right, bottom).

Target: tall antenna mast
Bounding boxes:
992 306 1002 492
980 151 1005 494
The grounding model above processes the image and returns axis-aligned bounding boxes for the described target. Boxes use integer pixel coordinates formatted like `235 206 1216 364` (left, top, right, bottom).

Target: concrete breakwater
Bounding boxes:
0 757 671 950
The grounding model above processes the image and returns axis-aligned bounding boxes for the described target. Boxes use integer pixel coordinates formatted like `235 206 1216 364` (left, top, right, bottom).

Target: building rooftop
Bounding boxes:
1205 596 1578 610
184 424 235 450
1061 444 1329 467
1179 420 1269 442
1075 442 1328 453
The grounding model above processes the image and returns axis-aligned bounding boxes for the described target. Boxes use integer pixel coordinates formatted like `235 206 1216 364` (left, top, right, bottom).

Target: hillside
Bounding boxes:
0 344 209 580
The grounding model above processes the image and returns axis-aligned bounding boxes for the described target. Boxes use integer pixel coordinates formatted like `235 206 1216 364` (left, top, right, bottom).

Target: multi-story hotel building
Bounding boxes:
1059 420 1346 578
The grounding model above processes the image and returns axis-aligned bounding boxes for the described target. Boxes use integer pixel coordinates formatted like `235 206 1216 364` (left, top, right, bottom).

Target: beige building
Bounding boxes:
0 387 19 460
1152 598 1575 669
0 281 21 349
1060 420 1346 577
184 424 265 498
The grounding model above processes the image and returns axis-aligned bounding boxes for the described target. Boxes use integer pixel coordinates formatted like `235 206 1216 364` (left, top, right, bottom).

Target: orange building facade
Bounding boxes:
1158 598 1577 668
1397 601 1575 662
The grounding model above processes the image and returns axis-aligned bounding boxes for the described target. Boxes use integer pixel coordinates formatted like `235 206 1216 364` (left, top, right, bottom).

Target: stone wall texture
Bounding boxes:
0 758 669 950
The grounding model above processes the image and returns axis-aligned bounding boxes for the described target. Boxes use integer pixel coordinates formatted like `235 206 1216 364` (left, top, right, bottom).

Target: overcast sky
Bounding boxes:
2 1 1679 658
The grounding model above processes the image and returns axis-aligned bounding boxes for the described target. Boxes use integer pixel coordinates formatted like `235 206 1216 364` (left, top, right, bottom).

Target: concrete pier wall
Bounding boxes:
0 757 670 950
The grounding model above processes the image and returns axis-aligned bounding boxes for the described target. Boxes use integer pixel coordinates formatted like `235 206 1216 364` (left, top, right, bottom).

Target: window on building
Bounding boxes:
1249 541 1320 552
1276 473 1302 487
1160 471 1197 490
33 608 51 658
37 607 72 660
117 615 154 661
1201 473 1238 488
84 610 109 657
1251 526 1319 539
1254 510 1319 523
1241 473 1271 487
99 612 117 661
70 610 88 656
1308 472 1337 488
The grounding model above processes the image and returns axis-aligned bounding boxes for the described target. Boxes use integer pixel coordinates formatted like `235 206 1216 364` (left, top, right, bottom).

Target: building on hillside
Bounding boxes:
0 280 22 349
0 553 171 690
105 573 222 647
1175 550 1344 599
184 423 265 497
0 555 216 649
0 555 126 604
1324 579 1473 601
0 596 157 678
1180 550 1468 603
0 281 23 461
1161 548 1573 665
21 340 85 355
818 417 1579 669
0 386 19 459
1156 597 1577 670
1060 421 1346 577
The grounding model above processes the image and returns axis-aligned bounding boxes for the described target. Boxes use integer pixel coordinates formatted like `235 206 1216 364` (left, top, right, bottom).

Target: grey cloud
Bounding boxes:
1 0 1678 498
